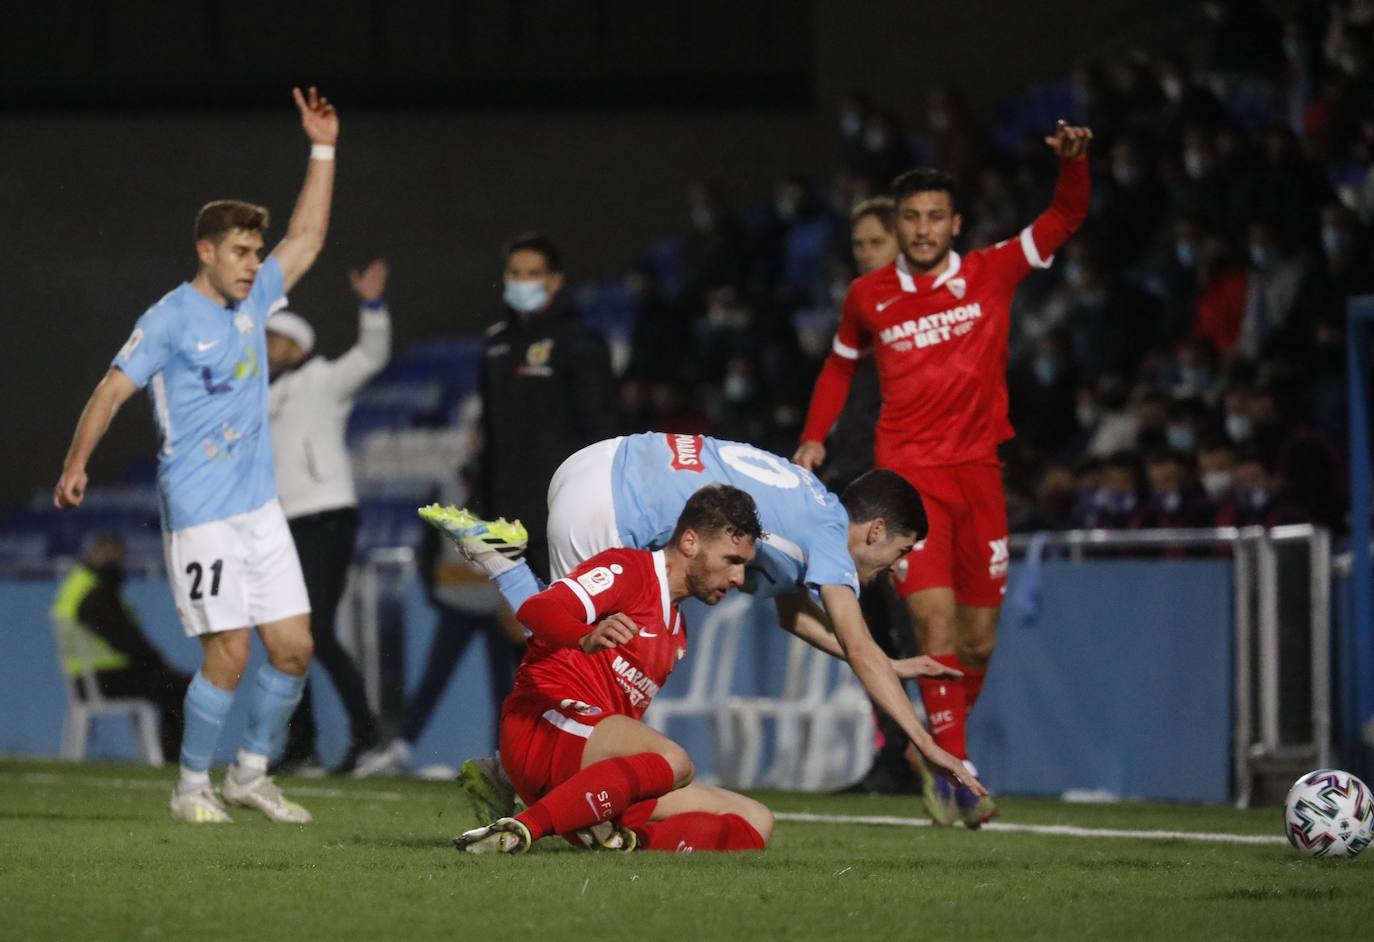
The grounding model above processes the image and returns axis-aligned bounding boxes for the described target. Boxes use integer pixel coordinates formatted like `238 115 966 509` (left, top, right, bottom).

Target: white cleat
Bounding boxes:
454 817 532 855
573 821 638 852
169 784 234 823
352 738 412 779
221 770 313 823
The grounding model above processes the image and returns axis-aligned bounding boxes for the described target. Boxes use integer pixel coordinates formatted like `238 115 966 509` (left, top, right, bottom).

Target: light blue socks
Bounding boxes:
494 560 547 613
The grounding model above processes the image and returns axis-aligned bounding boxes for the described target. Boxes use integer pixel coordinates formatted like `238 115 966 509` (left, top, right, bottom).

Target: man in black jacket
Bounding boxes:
479 233 617 581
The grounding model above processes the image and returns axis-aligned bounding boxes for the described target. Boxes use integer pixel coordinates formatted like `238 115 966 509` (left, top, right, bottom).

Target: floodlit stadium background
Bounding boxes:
2 0 1371 803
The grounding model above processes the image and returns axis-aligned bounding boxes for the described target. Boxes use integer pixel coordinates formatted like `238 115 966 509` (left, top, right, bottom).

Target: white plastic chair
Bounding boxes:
642 593 753 782
51 615 163 766
721 632 880 791
721 632 837 788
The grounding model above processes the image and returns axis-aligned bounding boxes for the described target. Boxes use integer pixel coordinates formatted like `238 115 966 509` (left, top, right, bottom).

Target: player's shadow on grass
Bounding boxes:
0 810 147 824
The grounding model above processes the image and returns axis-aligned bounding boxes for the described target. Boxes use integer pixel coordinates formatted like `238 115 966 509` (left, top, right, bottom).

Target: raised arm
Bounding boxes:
271 87 339 292
818 583 985 794
325 259 393 399
54 369 139 509
1022 121 1093 264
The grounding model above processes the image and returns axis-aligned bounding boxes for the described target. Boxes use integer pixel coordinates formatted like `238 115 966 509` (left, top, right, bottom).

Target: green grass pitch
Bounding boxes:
1 758 1371 940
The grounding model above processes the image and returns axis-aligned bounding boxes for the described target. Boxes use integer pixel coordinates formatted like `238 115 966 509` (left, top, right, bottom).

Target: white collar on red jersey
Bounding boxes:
651 549 680 634
896 250 962 293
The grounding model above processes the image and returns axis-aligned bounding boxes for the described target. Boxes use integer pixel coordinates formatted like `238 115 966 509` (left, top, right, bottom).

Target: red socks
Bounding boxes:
916 653 967 760
516 753 675 841
636 812 765 852
961 660 988 715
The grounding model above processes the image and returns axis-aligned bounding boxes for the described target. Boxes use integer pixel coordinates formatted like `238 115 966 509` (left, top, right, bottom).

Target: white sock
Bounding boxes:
233 749 269 782
177 767 211 794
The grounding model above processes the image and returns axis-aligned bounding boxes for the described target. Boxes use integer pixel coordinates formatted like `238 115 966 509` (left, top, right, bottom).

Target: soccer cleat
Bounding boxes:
573 821 639 852
454 817 532 855
921 768 959 828
417 504 528 574
458 756 518 829
169 784 234 824
221 770 313 824
351 737 412 779
957 787 1001 830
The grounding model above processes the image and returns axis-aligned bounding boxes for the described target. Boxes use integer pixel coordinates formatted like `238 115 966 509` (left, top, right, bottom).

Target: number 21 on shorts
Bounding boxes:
185 559 224 601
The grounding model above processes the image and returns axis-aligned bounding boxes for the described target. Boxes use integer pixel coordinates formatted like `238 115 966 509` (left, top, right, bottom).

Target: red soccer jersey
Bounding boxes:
511 547 687 721
801 156 1090 468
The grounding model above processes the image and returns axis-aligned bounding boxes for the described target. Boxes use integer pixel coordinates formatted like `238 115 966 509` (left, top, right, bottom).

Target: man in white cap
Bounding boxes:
266 259 390 773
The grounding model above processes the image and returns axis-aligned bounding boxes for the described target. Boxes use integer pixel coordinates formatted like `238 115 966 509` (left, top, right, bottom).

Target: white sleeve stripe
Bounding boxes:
556 578 596 624
1019 226 1054 269
268 297 289 315
832 336 861 359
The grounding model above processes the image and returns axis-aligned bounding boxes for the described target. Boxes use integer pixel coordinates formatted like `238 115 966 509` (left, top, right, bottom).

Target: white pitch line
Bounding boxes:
0 770 403 802
775 811 1287 846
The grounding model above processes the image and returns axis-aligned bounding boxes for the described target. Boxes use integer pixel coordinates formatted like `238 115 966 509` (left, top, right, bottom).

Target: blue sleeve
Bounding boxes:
802 514 861 597
111 305 179 389
247 256 287 325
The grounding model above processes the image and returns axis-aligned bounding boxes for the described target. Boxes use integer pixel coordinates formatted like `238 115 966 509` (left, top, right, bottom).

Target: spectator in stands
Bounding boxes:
619 262 694 433
682 182 748 306
1082 372 1138 457
1098 135 1168 267
1214 450 1306 527
1076 451 1142 529
1196 436 1238 504
478 233 617 582
1190 225 1249 355
51 533 188 762
1130 450 1214 529
266 260 391 774
1008 332 1079 461
1061 237 1160 381
1241 220 1315 359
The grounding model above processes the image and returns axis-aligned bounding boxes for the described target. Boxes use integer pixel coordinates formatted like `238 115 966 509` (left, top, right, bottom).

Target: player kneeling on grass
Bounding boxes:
455 484 772 854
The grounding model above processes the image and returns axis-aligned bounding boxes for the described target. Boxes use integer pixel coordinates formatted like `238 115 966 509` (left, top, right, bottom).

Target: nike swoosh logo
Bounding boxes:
584 792 603 819
197 340 220 352
876 295 903 312
638 629 657 638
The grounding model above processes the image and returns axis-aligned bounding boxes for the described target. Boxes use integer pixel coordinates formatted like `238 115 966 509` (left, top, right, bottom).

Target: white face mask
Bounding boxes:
504 279 549 314
1202 470 1234 499
1226 413 1253 443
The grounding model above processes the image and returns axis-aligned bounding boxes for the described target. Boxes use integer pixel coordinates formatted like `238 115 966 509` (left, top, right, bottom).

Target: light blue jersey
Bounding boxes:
113 257 286 531
611 433 860 598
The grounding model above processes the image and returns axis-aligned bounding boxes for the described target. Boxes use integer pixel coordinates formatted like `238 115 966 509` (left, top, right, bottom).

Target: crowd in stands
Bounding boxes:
614 0 1370 536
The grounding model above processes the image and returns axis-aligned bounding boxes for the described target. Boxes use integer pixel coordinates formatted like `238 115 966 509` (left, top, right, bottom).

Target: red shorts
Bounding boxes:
889 463 1008 606
498 690 617 806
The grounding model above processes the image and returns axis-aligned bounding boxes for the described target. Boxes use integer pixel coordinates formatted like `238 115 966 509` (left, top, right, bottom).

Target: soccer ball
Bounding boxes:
1283 769 1374 859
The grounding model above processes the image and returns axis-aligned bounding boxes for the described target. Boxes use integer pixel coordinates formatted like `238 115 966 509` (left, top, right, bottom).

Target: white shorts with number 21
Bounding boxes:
163 498 311 637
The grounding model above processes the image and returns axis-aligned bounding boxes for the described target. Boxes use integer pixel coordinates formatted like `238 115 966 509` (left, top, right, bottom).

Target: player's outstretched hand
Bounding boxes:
349 259 389 303
53 467 87 510
580 612 639 654
925 743 988 796
890 655 963 681
293 86 339 146
1044 119 1092 160
792 440 826 472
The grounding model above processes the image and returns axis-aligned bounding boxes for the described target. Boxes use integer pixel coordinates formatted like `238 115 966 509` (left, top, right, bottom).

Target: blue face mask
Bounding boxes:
1166 425 1196 453
1032 355 1060 386
504 279 550 314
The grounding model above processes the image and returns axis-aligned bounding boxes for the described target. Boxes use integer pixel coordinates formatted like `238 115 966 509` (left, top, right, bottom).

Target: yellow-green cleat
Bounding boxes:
454 817 532 855
457 756 518 830
418 504 528 574
921 767 959 828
